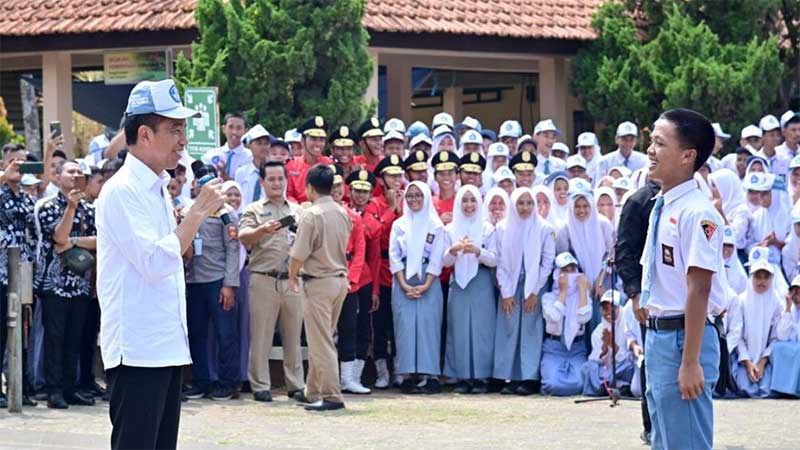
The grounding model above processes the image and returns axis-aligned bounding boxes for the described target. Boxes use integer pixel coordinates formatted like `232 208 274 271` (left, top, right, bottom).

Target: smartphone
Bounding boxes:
74 175 87 192
277 215 296 229
49 121 62 138
19 162 45 174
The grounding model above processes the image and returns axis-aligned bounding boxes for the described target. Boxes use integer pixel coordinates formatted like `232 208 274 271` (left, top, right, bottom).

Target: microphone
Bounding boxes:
197 174 232 225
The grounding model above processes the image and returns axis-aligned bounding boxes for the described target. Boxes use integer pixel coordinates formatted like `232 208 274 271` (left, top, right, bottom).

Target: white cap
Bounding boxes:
612 176 633 191
460 129 483 145
243 124 270 145
555 252 579 269
600 289 621 306
791 274 800 288
566 154 587 169
432 124 454 139
384 118 406 134
75 158 92 175
793 214 800 225
577 132 599 148
382 130 405 143
551 142 570 156
749 259 773 275
742 172 774 192
712 123 730 140
492 166 516 183
486 142 510 158
616 121 638 137
722 226 736 246
284 128 302 143
461 116 481 131
746 246 770 267
20 174 41 186
741 124 763 140
124 79 200 119
759 114 780 132
782 110 800 129
498 120 523 138
432 112 454 130
534 119 560 136
609 165 633 178
568 177 592 197
409 133 433 149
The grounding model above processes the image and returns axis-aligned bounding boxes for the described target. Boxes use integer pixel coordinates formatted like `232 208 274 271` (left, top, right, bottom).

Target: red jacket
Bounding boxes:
364 195 400 288
286 155 333 203
345 206 366 294
356 209 382 296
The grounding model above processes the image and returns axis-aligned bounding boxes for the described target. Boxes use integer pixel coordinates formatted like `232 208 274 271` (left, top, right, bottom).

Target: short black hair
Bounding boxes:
786 114 800 127
123 113 166 146
51 149 67 160
101 158 124 176
2 143 25 156
259 160 287 179
305 164 333 195
223 111 247 128
55 159 80 175
659 108 715 172
25 152 40 162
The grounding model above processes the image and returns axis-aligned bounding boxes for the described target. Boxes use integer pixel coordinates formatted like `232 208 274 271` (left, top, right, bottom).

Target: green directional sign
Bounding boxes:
184 87 220 160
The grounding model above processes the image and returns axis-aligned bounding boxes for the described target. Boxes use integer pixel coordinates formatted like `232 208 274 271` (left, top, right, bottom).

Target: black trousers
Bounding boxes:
373 285 394 360
41 293 89 394
79 297 101 388
109 365 183 450
639 323 651 434
336 284 373 361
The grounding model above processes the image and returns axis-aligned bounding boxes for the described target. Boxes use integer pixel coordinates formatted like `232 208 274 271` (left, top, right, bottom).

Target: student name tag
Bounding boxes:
423 232 435 256
661 244 674 267
260 210 273 218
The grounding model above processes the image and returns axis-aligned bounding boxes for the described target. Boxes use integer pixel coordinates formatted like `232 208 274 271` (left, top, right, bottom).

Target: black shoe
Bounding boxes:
422 378 442 395
453 381 471 394
291 390 310 404
400 379 420 395
640 431 651 446
102 389 111 402
64 391 95 406
183 385 207 400
304 400 345 412
619 385 633 397
515 381 536 396
47 392 69 409
22 394 37 407
81 382 105 398
470 381 488 394
210 385 236 401
253 391 272 402
240 381 252 394
500 382 519 395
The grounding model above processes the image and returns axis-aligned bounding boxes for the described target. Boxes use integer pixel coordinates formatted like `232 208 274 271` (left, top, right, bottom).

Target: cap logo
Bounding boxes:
416 151 425 161
390 155 399 165
359 170 368 181
753 250 761 259
522 152 531 162
441 152 449 162
315 116 324 127
169 84 180 103
371 117 379 127
751 174 758 183
470 152 479 163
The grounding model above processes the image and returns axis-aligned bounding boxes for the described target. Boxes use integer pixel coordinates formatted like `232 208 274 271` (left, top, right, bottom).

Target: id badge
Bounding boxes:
423 233 434 257
193 236 203 256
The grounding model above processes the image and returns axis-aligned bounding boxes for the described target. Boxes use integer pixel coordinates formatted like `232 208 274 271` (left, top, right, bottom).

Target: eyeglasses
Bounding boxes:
405 193 424 200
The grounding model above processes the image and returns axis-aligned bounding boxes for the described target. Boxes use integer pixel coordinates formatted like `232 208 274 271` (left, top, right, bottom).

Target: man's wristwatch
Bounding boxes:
70 236 78 246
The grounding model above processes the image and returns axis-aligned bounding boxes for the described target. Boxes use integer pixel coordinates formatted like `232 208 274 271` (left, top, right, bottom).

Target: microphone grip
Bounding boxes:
197 174 231 225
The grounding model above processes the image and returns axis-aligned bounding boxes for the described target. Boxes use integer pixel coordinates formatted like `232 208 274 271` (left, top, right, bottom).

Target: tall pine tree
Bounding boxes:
175 0 373 136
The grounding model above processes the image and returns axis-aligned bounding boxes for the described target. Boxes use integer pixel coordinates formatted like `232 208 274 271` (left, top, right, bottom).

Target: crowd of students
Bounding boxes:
2 106 799 411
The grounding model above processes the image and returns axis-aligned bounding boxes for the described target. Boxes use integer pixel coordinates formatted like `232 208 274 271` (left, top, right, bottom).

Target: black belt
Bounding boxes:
251 270 290 280
647 315 722 331
545 333 561 341
301 273 346 282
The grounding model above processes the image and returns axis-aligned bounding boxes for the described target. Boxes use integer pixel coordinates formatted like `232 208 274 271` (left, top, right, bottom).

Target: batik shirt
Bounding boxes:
0 184 37 286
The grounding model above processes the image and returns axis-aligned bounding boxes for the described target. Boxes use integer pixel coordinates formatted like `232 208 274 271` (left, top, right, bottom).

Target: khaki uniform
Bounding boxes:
240 198 304 393
289 196 352 403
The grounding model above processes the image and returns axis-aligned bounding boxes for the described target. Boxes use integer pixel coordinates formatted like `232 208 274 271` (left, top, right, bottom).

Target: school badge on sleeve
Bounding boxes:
700 220 718 241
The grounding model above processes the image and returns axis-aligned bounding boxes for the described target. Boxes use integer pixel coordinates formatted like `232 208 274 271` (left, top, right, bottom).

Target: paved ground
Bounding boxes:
0 390 797 449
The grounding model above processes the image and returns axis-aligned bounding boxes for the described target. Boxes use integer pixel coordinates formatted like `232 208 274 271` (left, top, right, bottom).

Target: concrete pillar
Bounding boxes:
42 52 74 157
364 48 380 110
442 87 463 123
385 59 412 123
538 56 571 145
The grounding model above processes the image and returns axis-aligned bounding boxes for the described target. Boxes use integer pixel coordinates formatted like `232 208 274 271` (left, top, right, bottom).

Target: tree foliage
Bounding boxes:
0 97 24 146
175 0 374 136
572 2 785 148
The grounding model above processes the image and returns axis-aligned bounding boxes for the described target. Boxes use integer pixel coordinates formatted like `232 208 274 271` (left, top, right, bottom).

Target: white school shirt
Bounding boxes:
389 222 445 278
535 154 566 177
588 318 630 363
776 141 799 163
600 149 649 175
756 148 790 179
541 288 592 337
441 222 499 269
776 305 800 341
640 179 727 317
234 161 262 207
96 154 191 369
202 142 253 179
622 302 643 350
495 219 555 299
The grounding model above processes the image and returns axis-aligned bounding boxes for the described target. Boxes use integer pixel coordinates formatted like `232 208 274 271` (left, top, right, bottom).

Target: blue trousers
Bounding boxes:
187 279 240 390
645 323 720 450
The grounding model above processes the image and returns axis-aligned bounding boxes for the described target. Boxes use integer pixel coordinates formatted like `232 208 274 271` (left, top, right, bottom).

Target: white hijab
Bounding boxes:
567 191 607 283
709 169 746 218
531 185 557 225
482 187 509 226
500 188 543 298
752 187 792 245
781 223 800 281
551 268 582 350
547 175 570 225
725 252 748 295
448 185 484 289
739 275 781 362
594 186 617 230
397 181 444 280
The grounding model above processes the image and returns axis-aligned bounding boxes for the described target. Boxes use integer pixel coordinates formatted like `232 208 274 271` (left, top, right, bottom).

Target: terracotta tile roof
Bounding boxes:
0 0 197 36
0 0 601 40
365 0 603 40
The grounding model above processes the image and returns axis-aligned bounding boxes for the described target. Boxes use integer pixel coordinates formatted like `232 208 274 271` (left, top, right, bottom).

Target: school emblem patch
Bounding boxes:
701 220 718 241
661 244 674 267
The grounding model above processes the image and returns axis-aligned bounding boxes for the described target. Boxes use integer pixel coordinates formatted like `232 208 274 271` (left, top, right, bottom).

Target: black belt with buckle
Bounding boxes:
545 333 561 341
647 315 722 332
301 273 346 282
250 270 291 280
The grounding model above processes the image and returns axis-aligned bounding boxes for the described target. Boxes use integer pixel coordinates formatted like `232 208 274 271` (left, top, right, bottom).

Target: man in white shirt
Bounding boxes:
601 121 649 175
756 114 789 178
202 112 253 181
96 79 226 450
533 119 565 176
639 108 724 450
234 124 270 207
777 111 800 162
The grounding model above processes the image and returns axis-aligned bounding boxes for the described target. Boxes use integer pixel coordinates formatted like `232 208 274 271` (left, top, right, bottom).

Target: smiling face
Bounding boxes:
616 135 637 153
579 145 595 161
304 136 326 158
405 185 424 212
752 269 773 294
331 145 354 165
553 179 569 205
407 169 428 183
223 117 245 148
762 129 782 152
249 137 271 164
597 194 614 221
501 137 518 155
364 136 384 157
262 165 286 199
516 192 534 219
601 302 617 322
647 118 696 188
438 136 455 152
435 169 457 192
498 179 514 195
383 173 404 191
515 169 534 188
384 140 405 157
57 161 83 192
748 161 765 173
461 190 478 217
747 190 763 208
535 192 550 218
350 187 371 208
489 195 506 221
460 170 481 187
225 186 242 210
573 196 591 221
268 144 291 163
536 131 556 154
331 182 344 202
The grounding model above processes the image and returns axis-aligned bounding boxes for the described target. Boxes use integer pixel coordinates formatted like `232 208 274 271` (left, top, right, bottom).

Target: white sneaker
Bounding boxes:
349 359 371 394
374 358 390 389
